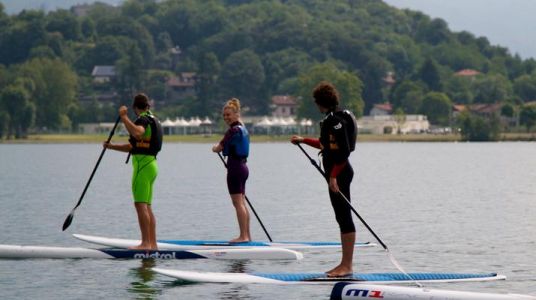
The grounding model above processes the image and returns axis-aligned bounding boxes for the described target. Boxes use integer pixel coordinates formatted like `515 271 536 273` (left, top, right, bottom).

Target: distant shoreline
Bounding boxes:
1 133 535 143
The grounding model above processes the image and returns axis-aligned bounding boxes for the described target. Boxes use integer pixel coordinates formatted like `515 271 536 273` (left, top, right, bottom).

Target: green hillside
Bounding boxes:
1 0 536 140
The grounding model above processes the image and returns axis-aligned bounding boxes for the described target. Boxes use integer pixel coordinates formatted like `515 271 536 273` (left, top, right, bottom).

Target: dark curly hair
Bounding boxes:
132 93 150 110
313 81 339 110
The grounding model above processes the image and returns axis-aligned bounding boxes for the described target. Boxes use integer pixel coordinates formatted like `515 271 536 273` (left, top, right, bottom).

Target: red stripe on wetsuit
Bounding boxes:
302 138 347 178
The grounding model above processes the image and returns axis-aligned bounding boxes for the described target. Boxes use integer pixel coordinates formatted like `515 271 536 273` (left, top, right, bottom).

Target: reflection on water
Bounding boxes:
226 260 247 273
219 261 252 300
128 259 160 300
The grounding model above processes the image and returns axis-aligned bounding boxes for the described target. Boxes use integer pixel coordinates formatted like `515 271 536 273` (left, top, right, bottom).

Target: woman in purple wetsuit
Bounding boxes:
212 98 251 242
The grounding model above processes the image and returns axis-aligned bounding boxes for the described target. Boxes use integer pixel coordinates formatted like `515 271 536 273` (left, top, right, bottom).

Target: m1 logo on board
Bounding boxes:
345 288 384 298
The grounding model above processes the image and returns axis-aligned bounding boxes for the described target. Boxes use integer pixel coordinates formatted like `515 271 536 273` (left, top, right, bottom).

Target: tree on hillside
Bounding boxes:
296 63 364 120
121 0 159 20
18 58 78 131
457 111 500 141
415 18 450 45
385 39 420 81
95 16 155 66
391 80 425 114
219 49 266 114
74 36 128 73
0 11 48 65
158 0 227 49
359 53 392 111
473 74 512 103
520 104 536 132
193 52 221 116
0 84 36 138
46 9 82 41
444 75 474 104
0 3 8 27
116 42 146 100
262 48 311 95
420 92 452 126
417 58 442 92
0 110 9 139
513 74 536 102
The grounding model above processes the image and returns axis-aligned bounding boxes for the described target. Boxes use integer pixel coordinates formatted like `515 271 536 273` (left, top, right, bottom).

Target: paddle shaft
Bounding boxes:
62 116 121 231
295 143 388 249
217 152 273 242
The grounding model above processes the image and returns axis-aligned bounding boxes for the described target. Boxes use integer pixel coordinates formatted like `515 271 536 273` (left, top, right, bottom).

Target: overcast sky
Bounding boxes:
383 0 536 59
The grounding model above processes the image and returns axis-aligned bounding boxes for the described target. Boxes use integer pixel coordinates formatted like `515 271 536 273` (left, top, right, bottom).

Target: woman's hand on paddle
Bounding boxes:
212 143 223 152
290 135 303 144
329 177 340 193
103 141 112 150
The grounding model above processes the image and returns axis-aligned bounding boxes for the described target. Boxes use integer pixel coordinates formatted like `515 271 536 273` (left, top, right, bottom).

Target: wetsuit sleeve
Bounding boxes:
302 138 321 149
129 116 150 145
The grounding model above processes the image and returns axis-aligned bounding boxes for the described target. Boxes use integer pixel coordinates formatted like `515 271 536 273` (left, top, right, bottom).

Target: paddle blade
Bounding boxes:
62 213 74 231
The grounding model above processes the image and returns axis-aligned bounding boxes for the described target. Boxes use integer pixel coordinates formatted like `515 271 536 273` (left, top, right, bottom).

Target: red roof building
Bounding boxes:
271 95 298 117
165 73 197 103
454 69 481 77
370 103 393 116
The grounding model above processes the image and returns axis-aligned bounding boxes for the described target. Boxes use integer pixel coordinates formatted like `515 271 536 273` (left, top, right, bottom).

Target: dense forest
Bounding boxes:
1 0 536 140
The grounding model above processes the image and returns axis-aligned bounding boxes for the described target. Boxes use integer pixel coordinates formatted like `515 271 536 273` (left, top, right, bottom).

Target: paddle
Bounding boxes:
62 116 121 231
217 152 273 242
294 143 422 287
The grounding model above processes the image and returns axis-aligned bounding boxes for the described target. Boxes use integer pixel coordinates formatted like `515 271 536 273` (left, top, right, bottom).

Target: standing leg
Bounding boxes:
131 156 158 250
243 194 251 240
147 204 157 249
326 232 355 277
327 165 355 277
230 193 251 242
131 203 157 250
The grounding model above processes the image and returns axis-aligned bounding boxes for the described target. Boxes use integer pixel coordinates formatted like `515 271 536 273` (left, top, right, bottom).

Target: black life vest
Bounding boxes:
130 112 163 156
320 109 357 154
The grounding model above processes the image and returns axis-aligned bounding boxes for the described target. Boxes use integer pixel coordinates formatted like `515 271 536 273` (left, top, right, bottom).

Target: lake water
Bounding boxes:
0 142 535 299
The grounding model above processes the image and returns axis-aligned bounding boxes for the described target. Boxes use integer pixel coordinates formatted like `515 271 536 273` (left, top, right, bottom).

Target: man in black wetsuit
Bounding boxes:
291 81 357 277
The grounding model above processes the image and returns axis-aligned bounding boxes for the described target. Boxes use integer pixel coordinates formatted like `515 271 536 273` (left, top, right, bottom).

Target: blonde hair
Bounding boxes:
224 98 241 113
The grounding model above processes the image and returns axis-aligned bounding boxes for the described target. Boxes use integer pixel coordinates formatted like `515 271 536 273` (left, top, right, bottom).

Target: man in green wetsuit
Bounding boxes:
103 93 163 250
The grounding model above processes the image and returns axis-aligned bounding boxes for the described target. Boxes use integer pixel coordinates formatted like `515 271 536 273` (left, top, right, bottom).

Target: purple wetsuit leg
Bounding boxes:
226 157 249 194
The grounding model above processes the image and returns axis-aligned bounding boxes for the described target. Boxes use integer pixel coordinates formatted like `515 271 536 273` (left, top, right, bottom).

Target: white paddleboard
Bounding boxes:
151 268 506 285
0 244 302 260
73 233 374 250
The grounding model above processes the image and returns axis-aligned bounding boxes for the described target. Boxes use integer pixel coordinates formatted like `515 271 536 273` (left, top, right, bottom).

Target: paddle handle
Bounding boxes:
217 152 273 242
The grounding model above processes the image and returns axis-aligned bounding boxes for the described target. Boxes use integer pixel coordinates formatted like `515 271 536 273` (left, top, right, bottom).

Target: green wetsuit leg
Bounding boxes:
131 154 158 204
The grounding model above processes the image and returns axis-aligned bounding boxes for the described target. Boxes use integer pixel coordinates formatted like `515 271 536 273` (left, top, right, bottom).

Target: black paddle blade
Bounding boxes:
62 213 74 231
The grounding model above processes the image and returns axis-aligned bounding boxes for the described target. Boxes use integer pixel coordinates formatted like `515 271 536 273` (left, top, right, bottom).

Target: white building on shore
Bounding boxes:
357 114 430 134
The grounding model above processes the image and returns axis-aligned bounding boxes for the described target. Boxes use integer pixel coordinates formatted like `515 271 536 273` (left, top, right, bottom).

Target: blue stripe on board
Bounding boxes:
158 240 271 246
99 249 207 259
250 272 498 282
157 240 365 247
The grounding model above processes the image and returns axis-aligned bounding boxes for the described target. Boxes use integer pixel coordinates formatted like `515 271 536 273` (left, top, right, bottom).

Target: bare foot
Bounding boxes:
128 244 157 250
326 265 353 278
229 237 251 243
